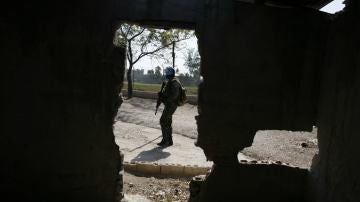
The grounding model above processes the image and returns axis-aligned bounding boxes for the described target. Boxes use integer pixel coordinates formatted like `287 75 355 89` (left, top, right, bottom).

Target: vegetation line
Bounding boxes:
123 82 198 95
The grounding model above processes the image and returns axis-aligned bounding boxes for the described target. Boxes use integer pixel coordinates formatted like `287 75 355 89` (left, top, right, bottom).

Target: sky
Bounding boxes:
134 0 345 74
320 0 345 13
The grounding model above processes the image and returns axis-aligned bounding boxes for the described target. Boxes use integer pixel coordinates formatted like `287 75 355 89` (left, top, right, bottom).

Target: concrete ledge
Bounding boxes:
123 161 210 178
137 163 161 176
123 160 303 179
184 165 209 176
161 164 185 176
124 162 138 173
121 90 198 105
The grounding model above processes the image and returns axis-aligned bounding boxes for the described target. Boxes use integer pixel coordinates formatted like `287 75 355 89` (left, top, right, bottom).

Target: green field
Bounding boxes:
123 82 198 95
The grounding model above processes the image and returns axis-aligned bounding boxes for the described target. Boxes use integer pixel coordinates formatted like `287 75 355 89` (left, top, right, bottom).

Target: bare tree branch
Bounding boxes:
140 40 148 53
125 24 133 37
132 36 191 65
133 46 167 65
129 28 145 41
119 26 125 37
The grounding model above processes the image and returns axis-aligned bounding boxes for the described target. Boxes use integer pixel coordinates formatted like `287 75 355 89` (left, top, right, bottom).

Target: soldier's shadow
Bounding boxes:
131 147 171 162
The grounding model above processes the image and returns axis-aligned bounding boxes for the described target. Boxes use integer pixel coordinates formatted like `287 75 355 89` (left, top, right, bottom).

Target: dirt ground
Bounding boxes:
124 172 190 202
117 97 318 201
117 97 318 168
117 97 198 139
243 128 318 168
114 121 217 167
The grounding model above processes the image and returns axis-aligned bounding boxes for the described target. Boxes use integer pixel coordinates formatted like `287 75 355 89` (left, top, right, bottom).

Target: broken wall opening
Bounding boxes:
242 128 319 168
112 22 208 172
112 22 208 201
114 23 200 97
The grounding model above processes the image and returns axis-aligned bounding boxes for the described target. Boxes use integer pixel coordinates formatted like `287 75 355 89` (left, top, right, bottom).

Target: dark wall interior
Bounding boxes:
1 1 125 201
1 0 360 202
193 1 360 201
196 1 328 165
312 2 360 201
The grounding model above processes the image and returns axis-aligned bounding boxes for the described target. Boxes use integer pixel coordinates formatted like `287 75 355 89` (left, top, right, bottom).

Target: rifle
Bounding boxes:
155 81 166 115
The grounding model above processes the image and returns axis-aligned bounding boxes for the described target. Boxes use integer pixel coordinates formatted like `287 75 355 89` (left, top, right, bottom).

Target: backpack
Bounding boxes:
178 85 187 106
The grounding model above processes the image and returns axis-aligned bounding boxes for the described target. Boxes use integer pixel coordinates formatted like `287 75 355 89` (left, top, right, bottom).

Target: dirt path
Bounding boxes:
243 129 318 168
114 121 249 167
114 121 214 167
117 97 198 139
116 97 318 169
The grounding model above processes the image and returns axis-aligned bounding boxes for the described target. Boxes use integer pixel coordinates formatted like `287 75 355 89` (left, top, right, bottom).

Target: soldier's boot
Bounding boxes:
162 130 173 147
161 140 173 147
157 127 167 146
167 134 173 146
158 132 172 147
167 127 173 146
157 138 166 146
167 138 173 146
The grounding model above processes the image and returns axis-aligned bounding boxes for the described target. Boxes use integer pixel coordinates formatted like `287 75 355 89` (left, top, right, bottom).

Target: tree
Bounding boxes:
185 48 201 83
147 69 155 75
155 66 162 77
115 23 191 98
154 66 162 82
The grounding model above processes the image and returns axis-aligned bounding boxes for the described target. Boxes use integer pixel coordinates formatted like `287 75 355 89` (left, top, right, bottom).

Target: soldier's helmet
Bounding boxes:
164 66 175 77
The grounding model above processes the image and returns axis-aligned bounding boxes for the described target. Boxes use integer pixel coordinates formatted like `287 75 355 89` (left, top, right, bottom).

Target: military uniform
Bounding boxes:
159 77 181 145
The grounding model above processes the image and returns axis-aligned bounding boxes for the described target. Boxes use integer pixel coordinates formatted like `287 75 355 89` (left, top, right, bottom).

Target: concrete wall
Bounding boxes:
193 1 360 202
312 2 360 201
196 0 328 164
1 1 125 201
114 0 198 29
190 162 309 202
2 0 360 201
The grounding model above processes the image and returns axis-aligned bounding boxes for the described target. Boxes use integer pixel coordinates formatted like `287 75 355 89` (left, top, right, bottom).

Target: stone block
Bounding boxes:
124 163 138 174
137 163 161 176
184 166 209 177
160 164 184 177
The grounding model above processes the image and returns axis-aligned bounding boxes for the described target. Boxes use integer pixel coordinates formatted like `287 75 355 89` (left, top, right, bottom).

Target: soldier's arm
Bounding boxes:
161 82 171 103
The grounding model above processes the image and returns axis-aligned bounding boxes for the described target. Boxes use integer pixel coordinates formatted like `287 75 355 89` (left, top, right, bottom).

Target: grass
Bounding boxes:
123 82 198 95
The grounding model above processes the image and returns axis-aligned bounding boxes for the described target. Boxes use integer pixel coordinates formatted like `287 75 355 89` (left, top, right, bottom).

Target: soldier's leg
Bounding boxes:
166 105 178 145
159 105 177 146
167 113 173 145
159 106 171 145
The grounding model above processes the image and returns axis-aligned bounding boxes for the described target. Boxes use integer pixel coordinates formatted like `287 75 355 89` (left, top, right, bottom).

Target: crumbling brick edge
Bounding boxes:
123 161 210 178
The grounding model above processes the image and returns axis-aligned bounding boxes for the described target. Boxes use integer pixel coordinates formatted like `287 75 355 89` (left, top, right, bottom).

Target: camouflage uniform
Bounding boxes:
160 77 181 144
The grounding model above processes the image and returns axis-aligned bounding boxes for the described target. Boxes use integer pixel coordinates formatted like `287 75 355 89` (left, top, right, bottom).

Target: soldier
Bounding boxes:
157 67 181 147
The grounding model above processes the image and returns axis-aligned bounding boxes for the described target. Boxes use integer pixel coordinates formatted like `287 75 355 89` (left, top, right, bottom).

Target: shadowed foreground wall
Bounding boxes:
2 0 360 202
312 2 360 201
0 1 125 201
191 1 328 201
193 1 360 202
196 1 327 166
